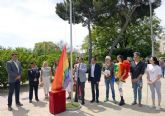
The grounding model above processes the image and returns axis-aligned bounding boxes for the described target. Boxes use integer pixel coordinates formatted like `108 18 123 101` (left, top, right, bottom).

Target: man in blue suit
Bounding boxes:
28 62 40 103
6 53 23 111
88 57 101 103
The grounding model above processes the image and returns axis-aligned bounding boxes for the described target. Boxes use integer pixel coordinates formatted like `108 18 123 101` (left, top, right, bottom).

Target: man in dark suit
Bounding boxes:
6 53 23 111
88 57 101 103
28 62 40 103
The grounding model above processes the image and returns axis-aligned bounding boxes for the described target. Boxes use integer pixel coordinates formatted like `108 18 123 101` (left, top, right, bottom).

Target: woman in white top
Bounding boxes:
41 61 52 99
146 57 162 111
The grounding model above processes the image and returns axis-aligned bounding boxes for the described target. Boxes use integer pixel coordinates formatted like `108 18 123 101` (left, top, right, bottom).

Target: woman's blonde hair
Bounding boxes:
42 61 48 67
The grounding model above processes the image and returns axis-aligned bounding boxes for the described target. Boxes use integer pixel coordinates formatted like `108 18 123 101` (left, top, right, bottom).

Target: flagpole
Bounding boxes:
69 0 73 103
149 0 154 56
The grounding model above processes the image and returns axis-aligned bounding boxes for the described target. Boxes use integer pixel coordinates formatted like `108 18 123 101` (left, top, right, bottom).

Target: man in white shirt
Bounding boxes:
88 57 101 103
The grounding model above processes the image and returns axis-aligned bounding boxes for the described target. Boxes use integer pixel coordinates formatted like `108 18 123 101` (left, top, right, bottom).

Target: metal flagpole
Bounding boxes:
69 0 74 103
149 0 154 56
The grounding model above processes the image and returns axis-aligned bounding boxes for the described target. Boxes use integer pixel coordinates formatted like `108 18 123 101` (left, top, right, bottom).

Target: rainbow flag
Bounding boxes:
51 46 70 91
114 60 130 81
115 62 124 79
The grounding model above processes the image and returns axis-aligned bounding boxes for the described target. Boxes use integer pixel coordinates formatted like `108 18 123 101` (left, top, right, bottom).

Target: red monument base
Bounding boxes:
49 89 66 115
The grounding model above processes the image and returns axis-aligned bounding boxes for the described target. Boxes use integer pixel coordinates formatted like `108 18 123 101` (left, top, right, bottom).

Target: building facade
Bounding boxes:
160 34 165 54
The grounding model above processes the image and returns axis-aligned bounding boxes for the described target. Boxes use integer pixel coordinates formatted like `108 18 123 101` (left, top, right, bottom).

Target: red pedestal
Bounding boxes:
49 90 66 115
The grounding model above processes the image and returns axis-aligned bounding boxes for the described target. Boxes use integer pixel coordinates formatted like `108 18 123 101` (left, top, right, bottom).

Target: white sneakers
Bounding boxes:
150 105 161 111
150 105 156 108
156 106 161 111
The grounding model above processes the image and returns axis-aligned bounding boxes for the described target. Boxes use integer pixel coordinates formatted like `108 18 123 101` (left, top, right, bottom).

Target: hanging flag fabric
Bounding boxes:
114 60 130 82
51 46 70 91
122 60 130 81
115 62 124 79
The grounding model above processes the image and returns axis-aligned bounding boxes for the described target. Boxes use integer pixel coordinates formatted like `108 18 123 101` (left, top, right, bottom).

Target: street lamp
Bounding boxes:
149 0 155 56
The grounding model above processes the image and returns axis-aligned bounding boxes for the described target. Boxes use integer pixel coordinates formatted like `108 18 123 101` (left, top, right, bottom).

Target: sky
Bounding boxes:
0 0 164 49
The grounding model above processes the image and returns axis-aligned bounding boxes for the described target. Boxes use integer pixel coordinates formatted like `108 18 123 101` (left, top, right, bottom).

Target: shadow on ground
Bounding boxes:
122 103 165 113
11 106 29 116
32 101 47 107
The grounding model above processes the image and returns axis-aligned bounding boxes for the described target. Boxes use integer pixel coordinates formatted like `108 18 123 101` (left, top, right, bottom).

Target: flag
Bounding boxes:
115 62 124 79
114 60 130 81
51 46 70 91
122 60 130 80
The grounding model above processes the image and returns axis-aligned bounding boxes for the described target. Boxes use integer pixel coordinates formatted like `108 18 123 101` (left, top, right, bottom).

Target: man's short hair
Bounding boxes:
134 52 140 56
11 52 18 56
92 57 97 61
31 62 36 65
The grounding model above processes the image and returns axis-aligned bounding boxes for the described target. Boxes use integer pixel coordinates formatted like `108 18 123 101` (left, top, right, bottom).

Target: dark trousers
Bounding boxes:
91 81 99 101
75 79 85 103
29 82 39 101
8 81 20 107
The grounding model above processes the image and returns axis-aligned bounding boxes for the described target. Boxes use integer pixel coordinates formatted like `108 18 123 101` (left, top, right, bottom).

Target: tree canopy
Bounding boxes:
56 0 162 56
33 41 60 56
82 16 163 59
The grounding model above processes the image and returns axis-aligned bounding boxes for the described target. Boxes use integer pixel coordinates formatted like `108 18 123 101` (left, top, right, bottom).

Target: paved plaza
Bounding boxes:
0 74 165 116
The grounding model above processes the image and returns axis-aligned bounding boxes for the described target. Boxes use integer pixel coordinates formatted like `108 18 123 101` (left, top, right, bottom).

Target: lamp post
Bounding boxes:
149 0 155 56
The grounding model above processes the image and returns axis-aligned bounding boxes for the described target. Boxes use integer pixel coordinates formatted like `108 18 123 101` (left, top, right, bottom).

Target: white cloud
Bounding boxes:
0 0 88 49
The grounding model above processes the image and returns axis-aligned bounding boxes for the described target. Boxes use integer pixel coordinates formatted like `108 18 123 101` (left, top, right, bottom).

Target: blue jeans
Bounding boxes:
8 81 20 107
132 80 142 103
105 78 115 100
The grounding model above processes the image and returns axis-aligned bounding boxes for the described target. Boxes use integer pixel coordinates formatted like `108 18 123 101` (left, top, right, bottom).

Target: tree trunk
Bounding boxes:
88 19 92 64
109 5 138 55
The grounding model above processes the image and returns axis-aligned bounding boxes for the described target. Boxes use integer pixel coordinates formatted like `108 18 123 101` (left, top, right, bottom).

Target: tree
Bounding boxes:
56 0 117 63
33 41 60 56
0 45 3 50
56 0 161 59
95 0 161 55
82 16 163 59
0 42 62 88
0 48 10 87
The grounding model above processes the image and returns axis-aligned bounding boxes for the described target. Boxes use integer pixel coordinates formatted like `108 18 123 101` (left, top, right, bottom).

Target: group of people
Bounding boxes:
6 53 52 111
6 51 162 112
71 52 162 111
28 61 52 103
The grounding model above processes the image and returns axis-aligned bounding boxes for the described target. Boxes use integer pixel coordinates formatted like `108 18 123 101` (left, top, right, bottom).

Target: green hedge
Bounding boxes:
0 48 61 88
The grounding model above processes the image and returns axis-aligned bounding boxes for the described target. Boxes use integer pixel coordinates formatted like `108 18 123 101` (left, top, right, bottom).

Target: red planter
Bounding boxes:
49 90 66 115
